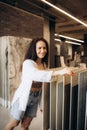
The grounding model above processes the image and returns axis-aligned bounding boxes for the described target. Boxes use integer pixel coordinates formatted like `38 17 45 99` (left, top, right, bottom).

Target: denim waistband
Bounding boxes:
30 91 41 97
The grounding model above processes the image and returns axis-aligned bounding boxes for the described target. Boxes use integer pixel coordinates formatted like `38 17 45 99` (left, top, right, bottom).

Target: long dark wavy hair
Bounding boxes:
20 37 49 71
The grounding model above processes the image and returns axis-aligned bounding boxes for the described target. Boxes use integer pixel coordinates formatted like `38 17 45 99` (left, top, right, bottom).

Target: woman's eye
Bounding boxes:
38 47 41 49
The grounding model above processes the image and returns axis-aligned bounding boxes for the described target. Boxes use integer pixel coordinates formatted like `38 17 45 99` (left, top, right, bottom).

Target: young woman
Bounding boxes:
5 37 74 130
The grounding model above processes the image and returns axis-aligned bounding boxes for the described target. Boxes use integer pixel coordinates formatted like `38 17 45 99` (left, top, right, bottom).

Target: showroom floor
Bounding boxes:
0 105 42 130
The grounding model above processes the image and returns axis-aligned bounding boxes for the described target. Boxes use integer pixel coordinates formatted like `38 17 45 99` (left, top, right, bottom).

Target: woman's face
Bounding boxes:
36 40 47 59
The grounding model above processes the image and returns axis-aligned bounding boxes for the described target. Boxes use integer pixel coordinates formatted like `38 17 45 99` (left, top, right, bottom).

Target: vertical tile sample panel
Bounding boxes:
77 70 87 130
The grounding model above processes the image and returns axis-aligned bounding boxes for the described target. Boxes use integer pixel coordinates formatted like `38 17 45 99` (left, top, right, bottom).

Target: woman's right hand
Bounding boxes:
62 67 74 76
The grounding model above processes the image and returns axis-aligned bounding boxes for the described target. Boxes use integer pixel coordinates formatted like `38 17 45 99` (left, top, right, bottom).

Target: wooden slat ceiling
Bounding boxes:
1 0 87 40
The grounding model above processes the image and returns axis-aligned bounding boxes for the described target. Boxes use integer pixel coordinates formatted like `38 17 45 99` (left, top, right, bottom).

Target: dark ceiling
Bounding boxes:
1 0 87 40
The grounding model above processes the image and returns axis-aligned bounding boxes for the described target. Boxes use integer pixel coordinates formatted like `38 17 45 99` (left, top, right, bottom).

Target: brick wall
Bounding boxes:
0 2 43 38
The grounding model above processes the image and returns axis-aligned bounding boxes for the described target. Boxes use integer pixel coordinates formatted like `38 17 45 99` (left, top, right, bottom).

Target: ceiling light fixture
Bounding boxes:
55 38 61 42
65 40 81 45
54 33 84 43
54 38 81 45
41 0 87 27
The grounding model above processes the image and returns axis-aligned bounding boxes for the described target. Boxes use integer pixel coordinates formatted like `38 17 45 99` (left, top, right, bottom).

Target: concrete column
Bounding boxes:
84 34 87 56
43 17 55 68
49 18 55 68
